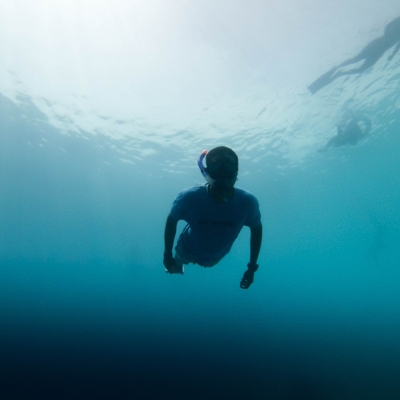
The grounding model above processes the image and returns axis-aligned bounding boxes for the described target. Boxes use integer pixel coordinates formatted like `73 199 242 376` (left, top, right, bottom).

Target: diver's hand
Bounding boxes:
240 269 254 289
240 262 259 289
163 253 177 273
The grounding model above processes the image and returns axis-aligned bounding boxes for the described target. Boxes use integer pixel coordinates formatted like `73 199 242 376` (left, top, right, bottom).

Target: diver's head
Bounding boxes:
198 146 239 192
204 146 238 199
205 146 239 181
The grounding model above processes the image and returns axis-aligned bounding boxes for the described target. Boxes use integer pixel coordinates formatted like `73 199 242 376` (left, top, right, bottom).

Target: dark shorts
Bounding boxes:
174 242 221 268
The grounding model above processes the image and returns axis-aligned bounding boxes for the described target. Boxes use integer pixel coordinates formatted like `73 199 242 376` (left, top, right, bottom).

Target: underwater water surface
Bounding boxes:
1 1 400 399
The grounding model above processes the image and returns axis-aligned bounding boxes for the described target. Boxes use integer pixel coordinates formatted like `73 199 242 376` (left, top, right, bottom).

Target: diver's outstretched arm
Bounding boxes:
240 223 262 289
163 214 178 272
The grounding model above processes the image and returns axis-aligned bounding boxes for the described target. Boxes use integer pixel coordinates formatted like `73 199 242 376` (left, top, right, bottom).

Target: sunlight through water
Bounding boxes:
1 0 398 169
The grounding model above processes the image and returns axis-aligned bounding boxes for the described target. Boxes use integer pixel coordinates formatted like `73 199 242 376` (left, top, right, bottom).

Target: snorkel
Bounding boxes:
198 150 215 185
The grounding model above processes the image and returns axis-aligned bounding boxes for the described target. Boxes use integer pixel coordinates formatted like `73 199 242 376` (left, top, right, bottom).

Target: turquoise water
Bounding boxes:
1 2 400 399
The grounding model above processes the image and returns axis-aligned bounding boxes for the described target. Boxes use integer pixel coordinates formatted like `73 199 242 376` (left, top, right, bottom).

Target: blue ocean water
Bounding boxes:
1 2 400 399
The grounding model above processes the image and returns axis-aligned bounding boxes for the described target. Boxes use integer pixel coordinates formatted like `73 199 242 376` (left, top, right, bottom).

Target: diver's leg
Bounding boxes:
309 38 386 94
333 38 385 78
388 42 400 61
198 258 221 268
308 56 369 94
308 66 339 94
331 55 381 79
335 51 367 68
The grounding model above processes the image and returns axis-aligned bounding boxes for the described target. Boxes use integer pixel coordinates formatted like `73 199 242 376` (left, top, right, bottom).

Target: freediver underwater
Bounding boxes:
308 16 400 94
320 115 372 151
163 146 263 289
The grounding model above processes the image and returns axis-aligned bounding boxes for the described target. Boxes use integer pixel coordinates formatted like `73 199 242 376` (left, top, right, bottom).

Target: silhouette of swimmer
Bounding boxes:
322 116 371 150
308 17 400 94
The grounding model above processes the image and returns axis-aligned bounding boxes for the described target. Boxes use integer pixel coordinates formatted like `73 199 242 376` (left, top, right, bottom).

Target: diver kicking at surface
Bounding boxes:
308 16 400 94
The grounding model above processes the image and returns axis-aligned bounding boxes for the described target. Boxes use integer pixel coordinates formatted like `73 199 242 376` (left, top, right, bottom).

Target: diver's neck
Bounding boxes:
207 183 235 203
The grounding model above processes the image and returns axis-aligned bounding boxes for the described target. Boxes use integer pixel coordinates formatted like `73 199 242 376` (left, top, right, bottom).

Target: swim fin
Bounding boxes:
308 67 337 94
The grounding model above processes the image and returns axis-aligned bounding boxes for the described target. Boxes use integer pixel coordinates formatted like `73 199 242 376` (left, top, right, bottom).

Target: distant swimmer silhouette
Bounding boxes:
321 116 371 150
308 17 400 94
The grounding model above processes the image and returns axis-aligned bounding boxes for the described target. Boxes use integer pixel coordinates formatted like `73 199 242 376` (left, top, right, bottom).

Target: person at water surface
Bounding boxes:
321 116 371 150
163 146 262 289
308 16 400 94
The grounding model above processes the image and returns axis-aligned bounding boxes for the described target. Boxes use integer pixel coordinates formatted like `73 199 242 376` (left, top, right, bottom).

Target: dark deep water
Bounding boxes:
1 83 400 400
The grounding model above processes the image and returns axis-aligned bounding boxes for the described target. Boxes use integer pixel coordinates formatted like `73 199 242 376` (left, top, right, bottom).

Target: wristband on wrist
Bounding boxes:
164 252 174 259
247 262 259 272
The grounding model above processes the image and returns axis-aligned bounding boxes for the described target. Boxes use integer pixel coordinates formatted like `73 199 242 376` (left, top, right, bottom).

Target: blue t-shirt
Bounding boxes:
170 184 261 265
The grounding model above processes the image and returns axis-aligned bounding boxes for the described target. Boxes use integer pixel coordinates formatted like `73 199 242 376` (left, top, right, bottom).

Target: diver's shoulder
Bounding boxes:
235 187 259 201
180 183 208 197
